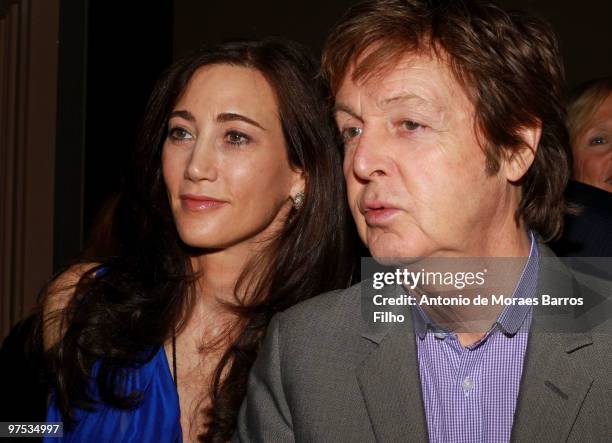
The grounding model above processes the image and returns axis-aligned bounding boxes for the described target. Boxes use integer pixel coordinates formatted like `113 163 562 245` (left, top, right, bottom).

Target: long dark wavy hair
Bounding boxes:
41 38 355 442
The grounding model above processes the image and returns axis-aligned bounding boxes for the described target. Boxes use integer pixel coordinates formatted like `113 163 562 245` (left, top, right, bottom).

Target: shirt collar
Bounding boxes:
413 300 431 339
495 230 539 335
412 230 539 339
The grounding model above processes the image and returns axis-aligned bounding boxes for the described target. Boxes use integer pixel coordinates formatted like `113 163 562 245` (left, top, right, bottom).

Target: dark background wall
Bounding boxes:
172 1 356 59
81 1 173 250
495 0 612 86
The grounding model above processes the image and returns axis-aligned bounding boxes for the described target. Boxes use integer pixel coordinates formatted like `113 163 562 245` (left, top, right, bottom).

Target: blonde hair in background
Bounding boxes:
567 77 612 146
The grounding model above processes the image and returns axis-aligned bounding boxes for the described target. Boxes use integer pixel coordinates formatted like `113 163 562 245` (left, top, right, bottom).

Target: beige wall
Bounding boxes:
0 0 59 339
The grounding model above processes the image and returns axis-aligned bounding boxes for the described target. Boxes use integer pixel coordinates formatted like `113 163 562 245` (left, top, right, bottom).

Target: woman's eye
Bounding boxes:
226 130 250 145
589 136 607 146
168 127 193 141
342 127 362 142
402 120 423 131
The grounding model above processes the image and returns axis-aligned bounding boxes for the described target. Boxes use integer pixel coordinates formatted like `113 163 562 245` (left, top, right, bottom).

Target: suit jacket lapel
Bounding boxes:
356 284 428 442
512 246 594 442
511 328 593 442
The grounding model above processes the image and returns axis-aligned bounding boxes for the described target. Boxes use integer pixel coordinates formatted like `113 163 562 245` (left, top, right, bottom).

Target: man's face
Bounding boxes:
335 52 518 259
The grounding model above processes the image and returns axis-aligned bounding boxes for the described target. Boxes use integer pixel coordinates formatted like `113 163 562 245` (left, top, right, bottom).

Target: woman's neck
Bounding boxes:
190 242 253 304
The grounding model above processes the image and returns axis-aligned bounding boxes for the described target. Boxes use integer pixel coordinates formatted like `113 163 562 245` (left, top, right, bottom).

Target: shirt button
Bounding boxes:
462 376 474 393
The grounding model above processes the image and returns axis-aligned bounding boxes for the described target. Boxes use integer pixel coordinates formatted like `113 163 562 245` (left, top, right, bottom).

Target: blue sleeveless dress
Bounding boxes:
45 345 182 442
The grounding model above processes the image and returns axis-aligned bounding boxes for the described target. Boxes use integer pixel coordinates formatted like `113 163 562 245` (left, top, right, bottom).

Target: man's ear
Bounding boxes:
503 122 542 183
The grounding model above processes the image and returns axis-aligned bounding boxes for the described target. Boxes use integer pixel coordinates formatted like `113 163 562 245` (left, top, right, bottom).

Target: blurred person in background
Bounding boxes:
552 77 612 257
567 77 612 194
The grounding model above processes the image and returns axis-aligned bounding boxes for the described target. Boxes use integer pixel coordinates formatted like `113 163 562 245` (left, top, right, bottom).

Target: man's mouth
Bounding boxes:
362 200 400 225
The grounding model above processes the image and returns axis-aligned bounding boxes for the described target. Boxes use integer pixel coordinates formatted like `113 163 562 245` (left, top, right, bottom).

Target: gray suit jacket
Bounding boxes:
235 248 612 442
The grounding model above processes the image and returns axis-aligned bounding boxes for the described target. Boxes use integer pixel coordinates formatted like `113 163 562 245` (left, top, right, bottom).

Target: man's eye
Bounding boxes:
226 130 250 145
589 136 607 146
402 120 423 131
342 127 362 141
168 127 193 141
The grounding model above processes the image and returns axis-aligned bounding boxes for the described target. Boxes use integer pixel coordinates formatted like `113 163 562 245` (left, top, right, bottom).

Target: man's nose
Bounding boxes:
351 127 389 181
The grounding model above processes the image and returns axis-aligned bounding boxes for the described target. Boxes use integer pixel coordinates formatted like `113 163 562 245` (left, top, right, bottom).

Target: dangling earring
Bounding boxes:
292 191 305 210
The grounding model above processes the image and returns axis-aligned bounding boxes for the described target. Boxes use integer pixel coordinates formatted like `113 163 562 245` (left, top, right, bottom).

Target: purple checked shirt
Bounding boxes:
412 232 539 443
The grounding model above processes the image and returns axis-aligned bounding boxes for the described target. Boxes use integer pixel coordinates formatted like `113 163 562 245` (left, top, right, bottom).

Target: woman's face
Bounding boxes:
572 93 612 193
162 64 304 251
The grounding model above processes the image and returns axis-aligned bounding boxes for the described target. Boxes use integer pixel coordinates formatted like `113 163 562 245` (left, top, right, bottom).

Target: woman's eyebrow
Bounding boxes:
168 109 195 122
217 112 266 130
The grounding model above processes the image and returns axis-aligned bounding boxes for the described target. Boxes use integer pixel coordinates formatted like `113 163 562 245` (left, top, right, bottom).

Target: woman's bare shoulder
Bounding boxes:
42 262 100 350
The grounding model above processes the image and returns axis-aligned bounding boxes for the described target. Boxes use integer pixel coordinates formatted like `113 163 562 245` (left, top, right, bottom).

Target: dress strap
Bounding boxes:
171 332 178 388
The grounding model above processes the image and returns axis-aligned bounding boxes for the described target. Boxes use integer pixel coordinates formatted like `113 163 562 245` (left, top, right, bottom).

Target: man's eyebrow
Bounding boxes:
379 93 429 108
217 112 266 130
380 93 445 123
334 94 436 119
334 102 362 121
168 110 196 122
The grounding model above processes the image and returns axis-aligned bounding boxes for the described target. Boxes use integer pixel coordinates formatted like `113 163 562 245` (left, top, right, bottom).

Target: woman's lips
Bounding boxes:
180 195 227 211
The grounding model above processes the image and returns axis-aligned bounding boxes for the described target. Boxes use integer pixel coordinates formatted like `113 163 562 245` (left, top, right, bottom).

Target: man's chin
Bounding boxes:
366 229 429 259
368 243 428 264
